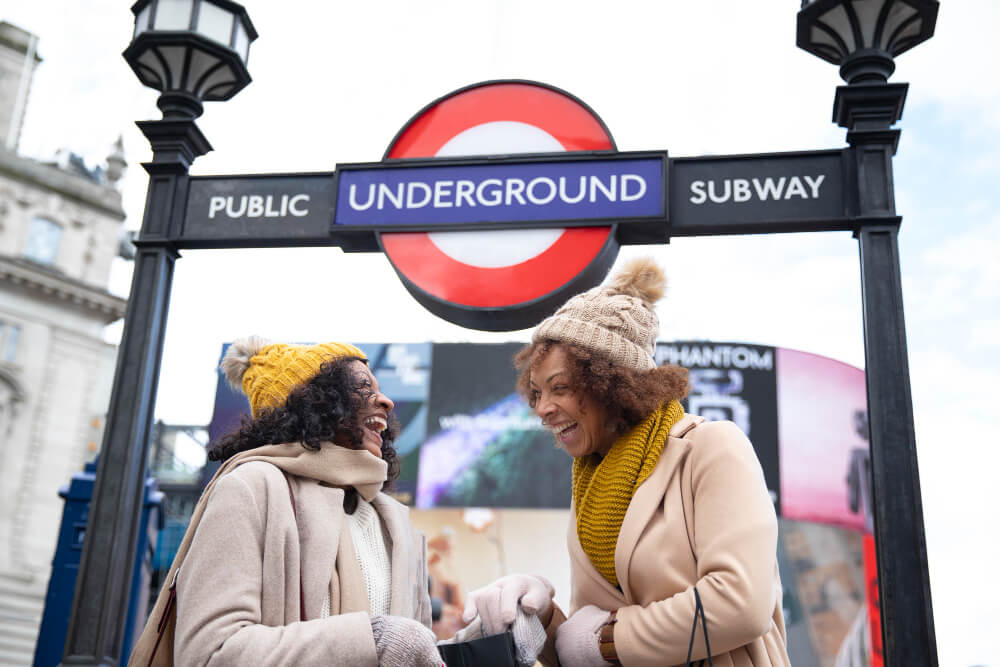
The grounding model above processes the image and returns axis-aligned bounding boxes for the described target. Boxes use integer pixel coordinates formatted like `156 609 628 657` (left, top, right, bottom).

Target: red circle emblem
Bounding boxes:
380 81 620 330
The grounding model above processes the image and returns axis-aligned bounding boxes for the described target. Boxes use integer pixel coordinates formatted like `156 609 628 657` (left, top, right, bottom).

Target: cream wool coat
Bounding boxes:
546 415 790 667
174 460 431 666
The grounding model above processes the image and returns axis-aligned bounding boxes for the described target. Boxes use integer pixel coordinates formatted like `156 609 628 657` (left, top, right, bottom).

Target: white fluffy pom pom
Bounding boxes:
220 335 270 392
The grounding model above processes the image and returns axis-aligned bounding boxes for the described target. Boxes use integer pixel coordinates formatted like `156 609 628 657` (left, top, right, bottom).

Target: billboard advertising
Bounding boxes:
207 340 870 531
656 342 781 513
415 343 566 508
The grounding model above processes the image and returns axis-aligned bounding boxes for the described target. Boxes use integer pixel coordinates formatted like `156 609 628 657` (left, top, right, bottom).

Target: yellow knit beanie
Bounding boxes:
221 336 366 418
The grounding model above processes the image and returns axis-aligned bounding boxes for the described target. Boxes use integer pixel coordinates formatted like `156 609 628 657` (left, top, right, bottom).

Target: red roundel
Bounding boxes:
380 81 620 331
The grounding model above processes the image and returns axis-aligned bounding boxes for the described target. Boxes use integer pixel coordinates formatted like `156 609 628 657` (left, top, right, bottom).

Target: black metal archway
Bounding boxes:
60 2 939 665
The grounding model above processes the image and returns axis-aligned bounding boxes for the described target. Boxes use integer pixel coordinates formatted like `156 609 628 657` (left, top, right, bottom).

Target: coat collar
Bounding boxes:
296 482 413 618
567 502 626 610
371 493 413 616
296 480 346 618
567 414 705 610
614 414 704 603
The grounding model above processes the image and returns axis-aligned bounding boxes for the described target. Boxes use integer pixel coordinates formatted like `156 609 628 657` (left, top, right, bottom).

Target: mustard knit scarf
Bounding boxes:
572 400 684 588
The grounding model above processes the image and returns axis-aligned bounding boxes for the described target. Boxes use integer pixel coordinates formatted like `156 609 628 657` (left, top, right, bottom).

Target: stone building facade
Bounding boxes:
0 21 129 665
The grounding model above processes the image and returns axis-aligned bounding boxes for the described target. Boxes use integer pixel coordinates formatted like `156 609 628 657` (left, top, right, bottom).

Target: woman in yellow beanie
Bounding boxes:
462 258 792 667
131 338 548 667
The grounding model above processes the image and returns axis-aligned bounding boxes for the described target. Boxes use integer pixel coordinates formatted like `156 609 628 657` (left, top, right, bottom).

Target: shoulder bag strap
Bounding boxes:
283 474 306 621
684 587 713 667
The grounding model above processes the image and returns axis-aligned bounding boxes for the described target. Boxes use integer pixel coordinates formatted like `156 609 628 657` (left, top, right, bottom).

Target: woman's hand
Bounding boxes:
462 574 555 635
511 605 547 667
444 609 546 667
370 615 443 667
555 604 612 667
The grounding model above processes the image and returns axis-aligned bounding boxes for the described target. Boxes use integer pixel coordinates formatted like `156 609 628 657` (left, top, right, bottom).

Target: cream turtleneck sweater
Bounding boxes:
321 497 392 617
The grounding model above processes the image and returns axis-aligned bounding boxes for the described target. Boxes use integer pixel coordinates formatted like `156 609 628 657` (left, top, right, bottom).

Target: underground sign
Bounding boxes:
377 80 621 331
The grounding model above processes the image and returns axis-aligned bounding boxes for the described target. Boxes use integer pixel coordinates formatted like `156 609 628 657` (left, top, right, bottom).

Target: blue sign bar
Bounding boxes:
333 154 665 228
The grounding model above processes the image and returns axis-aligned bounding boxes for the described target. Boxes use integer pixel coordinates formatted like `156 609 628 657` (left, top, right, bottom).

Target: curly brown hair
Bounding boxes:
514 340 689 435
207 356 400 513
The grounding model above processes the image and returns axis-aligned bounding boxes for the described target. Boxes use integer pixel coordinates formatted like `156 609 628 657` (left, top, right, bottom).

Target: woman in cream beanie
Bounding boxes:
462 258 791 667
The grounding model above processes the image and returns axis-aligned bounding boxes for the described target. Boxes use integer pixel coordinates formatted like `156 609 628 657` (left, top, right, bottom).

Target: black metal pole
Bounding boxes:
836 82 939 665
60 119 210 666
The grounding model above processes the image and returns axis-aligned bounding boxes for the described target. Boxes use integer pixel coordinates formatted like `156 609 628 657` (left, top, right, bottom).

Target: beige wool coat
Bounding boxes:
543 415 790 667
173 460 431 666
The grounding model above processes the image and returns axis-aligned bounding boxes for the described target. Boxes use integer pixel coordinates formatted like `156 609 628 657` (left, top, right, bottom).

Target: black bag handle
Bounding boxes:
685 587 713 667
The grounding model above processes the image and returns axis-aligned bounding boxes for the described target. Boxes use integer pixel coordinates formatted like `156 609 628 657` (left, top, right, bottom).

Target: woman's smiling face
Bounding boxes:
529 344 615 458
338 360 394 458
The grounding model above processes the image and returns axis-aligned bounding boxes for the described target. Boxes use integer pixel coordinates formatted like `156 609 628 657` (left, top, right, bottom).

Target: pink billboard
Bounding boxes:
776 347 869 532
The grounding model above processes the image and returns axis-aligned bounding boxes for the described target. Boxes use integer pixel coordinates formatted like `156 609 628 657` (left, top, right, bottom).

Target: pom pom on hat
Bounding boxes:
222 336 366 418
532 257 666 371
608 257 667 308
221 335 270 390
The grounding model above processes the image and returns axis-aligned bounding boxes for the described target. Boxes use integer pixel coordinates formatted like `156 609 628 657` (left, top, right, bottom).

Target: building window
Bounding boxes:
0 322 20 362
24 217 62 265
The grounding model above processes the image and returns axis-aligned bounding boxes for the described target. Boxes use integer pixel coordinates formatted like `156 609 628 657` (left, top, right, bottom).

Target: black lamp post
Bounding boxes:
60 2 255 665
123 0 255 119
797 0 939 83
798 1 939 665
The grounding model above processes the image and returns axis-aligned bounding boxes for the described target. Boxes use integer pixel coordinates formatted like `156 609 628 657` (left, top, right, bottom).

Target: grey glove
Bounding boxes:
443 607 546 667
370 615 442 667
511 605 547 667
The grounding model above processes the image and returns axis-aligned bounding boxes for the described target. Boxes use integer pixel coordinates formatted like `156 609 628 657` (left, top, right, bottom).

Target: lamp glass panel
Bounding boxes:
891 18 922 52
850 0 882 48
159 45 189 89
195 63 236 99
810 25 843 57
820 3 855 52
234 20 249 63
882 3 917 49
134 3 152 37
185 45 223 91
203 80 237 100
137 49 167 89
197 1 234 47
136 64 162 89
153 0 194 30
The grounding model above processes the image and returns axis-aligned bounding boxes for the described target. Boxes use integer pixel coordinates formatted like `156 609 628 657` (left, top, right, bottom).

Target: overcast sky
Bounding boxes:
5 1 999 664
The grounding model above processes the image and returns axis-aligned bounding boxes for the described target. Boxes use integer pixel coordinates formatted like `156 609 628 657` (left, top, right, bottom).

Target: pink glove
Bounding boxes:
554 604 612 667
462 574 555 635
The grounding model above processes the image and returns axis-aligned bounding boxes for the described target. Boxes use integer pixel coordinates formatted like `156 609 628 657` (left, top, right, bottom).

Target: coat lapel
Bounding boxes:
567 502 626 613
615 414 703 602
335 516 370 614
371 494 413 617
294 480 345 620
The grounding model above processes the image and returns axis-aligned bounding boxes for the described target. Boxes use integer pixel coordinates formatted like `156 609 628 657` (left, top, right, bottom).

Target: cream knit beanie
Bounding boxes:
532 257 666 371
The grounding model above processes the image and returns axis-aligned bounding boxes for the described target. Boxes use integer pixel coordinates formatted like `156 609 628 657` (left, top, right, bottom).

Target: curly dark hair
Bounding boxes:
514 340 689 435
207 356 400 513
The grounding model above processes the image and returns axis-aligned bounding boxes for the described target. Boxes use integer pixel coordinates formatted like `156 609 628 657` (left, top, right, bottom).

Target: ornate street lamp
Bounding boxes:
797 0 939 83
797 1 939 666
123 0 257 118
61 3 255 665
